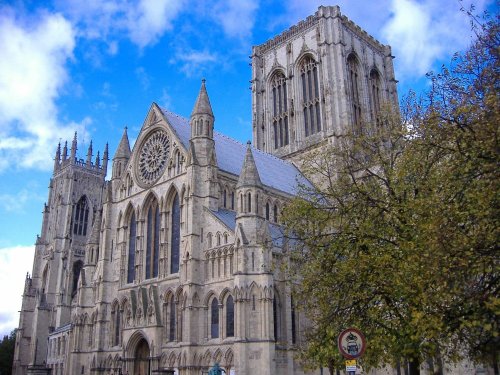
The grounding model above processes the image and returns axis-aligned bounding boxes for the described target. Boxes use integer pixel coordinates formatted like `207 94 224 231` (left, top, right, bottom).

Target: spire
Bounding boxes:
191 79 214 118
113 127 131 160
237 141 262 188
53 142 61 171
62 141 68 161
70 132 77 163
86 140 93 166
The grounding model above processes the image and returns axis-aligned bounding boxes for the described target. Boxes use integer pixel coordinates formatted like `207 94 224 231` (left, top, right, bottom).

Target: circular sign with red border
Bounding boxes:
338 328 366 359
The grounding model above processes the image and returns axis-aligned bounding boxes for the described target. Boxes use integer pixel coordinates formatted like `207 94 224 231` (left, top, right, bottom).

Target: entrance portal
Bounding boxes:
133 338 150 375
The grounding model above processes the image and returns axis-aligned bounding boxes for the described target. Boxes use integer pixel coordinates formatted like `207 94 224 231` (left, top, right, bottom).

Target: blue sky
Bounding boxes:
0 0 496 336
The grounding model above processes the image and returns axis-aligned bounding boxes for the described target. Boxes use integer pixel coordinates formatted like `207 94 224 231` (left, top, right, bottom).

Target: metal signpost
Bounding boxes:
337 328 367 375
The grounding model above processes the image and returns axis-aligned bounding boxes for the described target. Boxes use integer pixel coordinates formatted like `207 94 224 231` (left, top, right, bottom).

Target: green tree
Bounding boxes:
0 330 16 375
284 9 499 375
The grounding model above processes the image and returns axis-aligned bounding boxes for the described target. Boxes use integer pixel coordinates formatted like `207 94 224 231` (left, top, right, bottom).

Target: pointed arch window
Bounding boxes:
300 56 321 137
348 54 363 133
273 204 278 223
170 193 180 274
127 212 136 283
111 303 121 346
145 202 160 279
73 197 89 236
226 295 234 337
271 72 289 149
211 298 219 338
71 260 83 297
370 69 382 125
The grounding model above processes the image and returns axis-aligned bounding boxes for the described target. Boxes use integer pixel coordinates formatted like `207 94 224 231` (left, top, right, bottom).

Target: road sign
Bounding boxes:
338 327 366 359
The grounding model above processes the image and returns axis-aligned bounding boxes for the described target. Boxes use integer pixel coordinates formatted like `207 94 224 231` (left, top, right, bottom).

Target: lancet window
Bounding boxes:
271 72 289 148
211 298 219 338
226 295 234 337
127 212 136 283
370 69 382 125
348 54 363 133
170 193 180 274
300 56 321 137
145 201 160 279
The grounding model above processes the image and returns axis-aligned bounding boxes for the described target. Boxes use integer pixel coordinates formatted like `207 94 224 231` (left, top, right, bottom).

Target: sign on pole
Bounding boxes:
337 328 366 359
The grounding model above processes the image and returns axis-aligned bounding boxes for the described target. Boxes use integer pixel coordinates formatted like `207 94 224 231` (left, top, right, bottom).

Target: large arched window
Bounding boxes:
73 196 89 236
226 295 234 337
145 201 160 279
271 71 289 149
170 193 180 274
369 69 382 125
211 298 219 339
127 212 136 283
347 54 362 133
300 56 321 137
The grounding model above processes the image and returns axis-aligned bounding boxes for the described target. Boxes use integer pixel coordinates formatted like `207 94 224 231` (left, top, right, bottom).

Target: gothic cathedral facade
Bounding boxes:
13 6 397 375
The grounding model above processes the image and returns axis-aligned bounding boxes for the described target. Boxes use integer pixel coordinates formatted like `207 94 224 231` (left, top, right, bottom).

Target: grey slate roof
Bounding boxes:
159 107 312 196
210 208 285 249
211 208 236 231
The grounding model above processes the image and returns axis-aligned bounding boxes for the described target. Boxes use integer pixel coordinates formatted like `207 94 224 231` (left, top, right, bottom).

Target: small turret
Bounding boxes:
70 132 77 164
62 141 68 162
112 127 131 179
190 79 214 140
86 141 93 166
237 141 262 189
95 151 101 169
102 143 109 176
53 142 61 172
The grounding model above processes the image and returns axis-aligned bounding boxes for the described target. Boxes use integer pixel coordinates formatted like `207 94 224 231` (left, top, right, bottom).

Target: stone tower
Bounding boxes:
13 134 107 375
251 5 398 161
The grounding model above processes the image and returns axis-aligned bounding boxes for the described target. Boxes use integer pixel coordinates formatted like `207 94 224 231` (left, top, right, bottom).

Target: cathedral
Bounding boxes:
12 6 398 375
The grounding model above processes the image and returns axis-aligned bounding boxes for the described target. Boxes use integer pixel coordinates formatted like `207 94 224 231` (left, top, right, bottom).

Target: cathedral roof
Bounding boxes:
159 107 312 196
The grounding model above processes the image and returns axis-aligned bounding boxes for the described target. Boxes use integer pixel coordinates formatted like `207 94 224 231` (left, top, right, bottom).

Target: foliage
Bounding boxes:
284 9 499 375
0 330 16 375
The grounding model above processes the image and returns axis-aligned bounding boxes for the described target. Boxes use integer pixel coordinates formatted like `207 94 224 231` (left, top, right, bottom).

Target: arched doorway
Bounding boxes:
134 338 150 375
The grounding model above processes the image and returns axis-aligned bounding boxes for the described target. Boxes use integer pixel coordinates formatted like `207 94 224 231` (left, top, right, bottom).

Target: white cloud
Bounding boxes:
127 0 185 48
0 246 35 337
58 0 185 49
170 49 218 77
0 189 35 212
213 0 259 40
0 9 91 172
382 0 492 79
